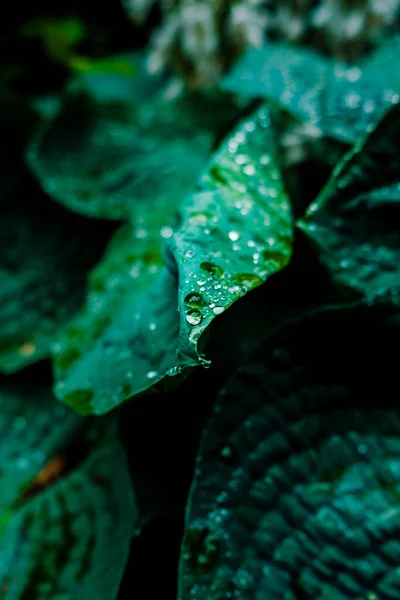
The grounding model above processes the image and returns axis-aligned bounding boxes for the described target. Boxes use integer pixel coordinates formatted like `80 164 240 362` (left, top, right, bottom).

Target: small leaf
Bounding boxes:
222 39 400 144
27 54 240 220
0 385 136 599
179 308 400 599
53 105 293 414
298 102 400 305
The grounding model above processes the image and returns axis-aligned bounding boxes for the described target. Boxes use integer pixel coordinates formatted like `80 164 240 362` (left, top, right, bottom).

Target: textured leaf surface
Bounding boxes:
0 174 110 374
53 223 181 414
53 105 292 414
0 386 136 599
27 53 240 220
222 39 400 144
179 308 400 600
170 105 292 366
298 103 400 305
0 386 80 512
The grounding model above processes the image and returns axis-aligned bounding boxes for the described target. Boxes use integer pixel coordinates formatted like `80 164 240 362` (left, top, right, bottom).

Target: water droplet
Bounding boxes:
200 262 224 278
243 164 256 176
160 225 173 239
188 212 210 226
185 248 196 259
213 306 224 315
233 273 263 289
188 326 202 344
235 154 250 165
167 366 182 376
186 310 202 326
228 231 240 242
220 444 235 462
146 370 158 379
136 228 147 239
358 444 368 455
260 154 271 165
184 292 205 309
148 323 156 331
197 279 206 286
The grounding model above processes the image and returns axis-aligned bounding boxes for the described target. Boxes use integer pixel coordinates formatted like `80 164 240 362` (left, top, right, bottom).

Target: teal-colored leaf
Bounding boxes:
0 386 81 512
53 223 181 414
0 175 111 373
222 38 400 144
179 307 400 599
27 53 240 220
53 105 293 414
171 105 292 366
0 386 136 599
298 103 400 305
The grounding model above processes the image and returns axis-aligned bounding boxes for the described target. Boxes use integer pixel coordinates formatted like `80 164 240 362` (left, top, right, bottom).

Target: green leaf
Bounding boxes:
0 175 111 373
222 39 400 144
179 307 400 599
0 386 80 512
53 105 293 414
27 54 240 220
0 385 136 599
170 105 292 366
53 223 181 415
298 103 400 305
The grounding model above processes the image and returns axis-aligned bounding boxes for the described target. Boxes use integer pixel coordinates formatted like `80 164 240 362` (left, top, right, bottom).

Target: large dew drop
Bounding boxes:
186 310 203 326
200 262 224 278
184 292 206 309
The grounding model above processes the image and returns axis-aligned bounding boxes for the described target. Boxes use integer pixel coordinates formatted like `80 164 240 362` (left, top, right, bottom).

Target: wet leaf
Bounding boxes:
298 102 400 306
0 385 136 599
53 105 292 414
170 104 292 367
53 223 181 415
27 53 240 220
222 39 400 144
0 386 80 512
179 307 400 599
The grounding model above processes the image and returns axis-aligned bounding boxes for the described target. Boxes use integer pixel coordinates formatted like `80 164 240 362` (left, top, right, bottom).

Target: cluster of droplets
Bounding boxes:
179 108 292 345
53 223 169 404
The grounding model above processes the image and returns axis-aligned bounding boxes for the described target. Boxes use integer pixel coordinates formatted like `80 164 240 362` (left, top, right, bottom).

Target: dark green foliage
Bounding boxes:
1 12 400 599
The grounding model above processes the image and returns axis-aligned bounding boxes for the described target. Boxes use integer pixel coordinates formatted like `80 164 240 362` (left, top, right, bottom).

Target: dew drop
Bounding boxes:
213 306 224 315
160 225 173 239
235 154 250 165
146 370 158 380
188 326 203 344
185 248 196 259
188 212 210 226
200 261 224 278
184 292 205 309
260 154 271 165
233 273 263 289
243 164 256 176
220 444 235 461
228 230 240 242
186 310 202 326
